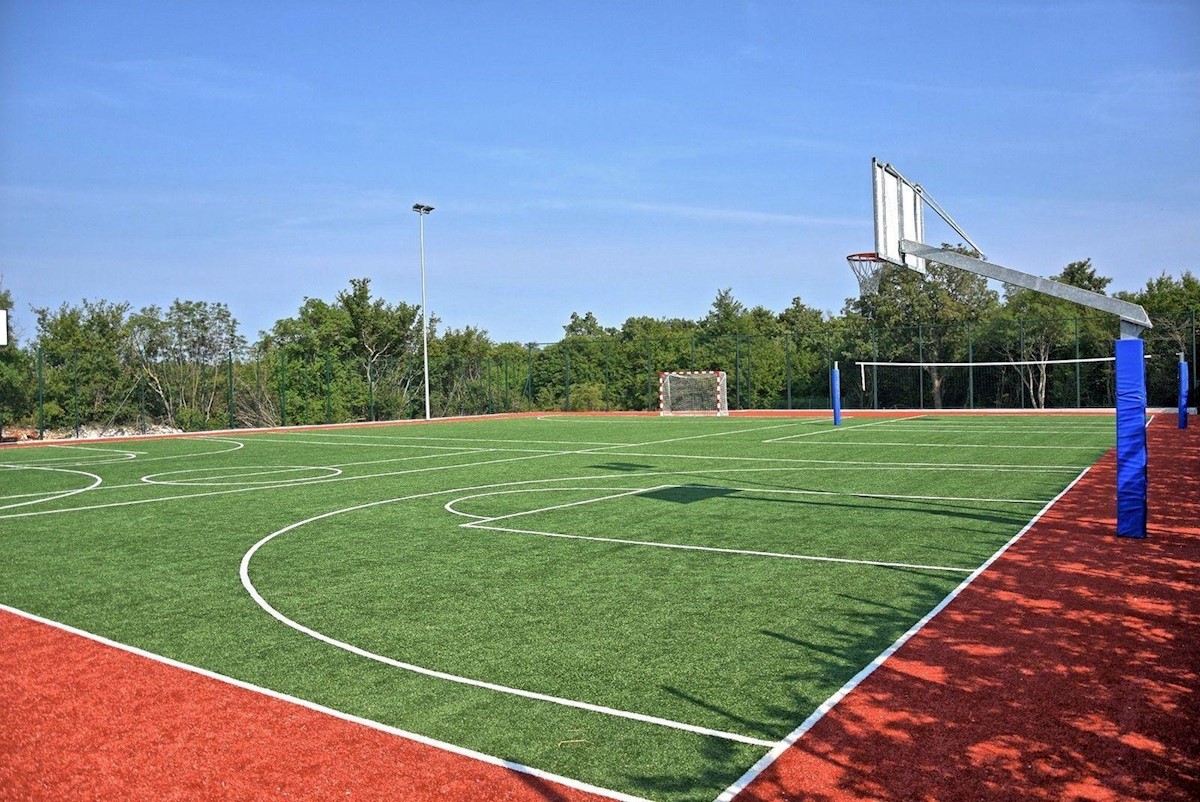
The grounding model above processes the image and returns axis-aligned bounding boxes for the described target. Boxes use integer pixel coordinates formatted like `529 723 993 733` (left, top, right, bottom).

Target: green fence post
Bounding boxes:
646 338 655 410
1192 309 1197 395
72 352 80 438
37 346 44 439
526 344 535 409
826 332 834 411
503 360 511 412
871 326 879 410
968 324 975 409
734 335 741 410
1018 322 1025 409
368 363 375 422
746 335 754 409
1080 314 1089 408
228 351 236 429
279 352 287 428
917 324 925 410
785 333 793 410
485 358 493 414
563 346 571 412
604 338 612 411
138 372 146 433
324 353 333 423
690 335 695 371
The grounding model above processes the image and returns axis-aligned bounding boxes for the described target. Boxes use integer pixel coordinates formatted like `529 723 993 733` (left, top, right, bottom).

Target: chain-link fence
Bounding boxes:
3 312 1195 437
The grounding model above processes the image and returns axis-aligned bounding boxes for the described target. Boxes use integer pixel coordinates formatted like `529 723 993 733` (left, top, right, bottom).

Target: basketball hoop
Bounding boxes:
846 252 888 297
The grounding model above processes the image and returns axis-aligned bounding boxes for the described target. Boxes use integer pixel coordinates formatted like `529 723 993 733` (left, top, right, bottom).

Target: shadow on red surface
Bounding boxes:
738 419 1200 801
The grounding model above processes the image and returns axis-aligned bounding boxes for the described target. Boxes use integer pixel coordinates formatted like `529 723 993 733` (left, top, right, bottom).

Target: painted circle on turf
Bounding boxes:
0 463 105 511
141 465 342 486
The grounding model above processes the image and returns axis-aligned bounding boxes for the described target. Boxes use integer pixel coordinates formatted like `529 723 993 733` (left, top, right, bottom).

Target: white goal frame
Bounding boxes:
658 371 729 416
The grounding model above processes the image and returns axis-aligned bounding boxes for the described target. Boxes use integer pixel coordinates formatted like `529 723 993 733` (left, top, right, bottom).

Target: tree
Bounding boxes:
845 247 999 408
31 299 136 430
130 300 246 429
0 279 33 428
338 277 427 420
337 278 424 412
997 259 1114 408
1116 270 1200 404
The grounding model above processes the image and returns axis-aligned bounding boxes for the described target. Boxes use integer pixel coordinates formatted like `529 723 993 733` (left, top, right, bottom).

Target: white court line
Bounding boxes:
769 441 1108 451
275 431 632 448
442 486 1045 525
712 465 1094 801
236 423 834 748
141 466 344 487
239 494 775 748
762 415 925 443
7 450 138 465
466 486 671 526
608 451 1087 473
0 437 246 469
48 444 149 455
0 464 103 511
464 523 974 575
863 426 1114 434
443 487 642 520
252 437 500 452
622 421 802 447
0 423 805 520
0 441 1086 521
46 449 492 495
282 438 1096 472
0 604 651 802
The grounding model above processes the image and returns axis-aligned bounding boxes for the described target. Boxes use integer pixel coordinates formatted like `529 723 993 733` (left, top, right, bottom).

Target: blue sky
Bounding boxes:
2 1 1197 344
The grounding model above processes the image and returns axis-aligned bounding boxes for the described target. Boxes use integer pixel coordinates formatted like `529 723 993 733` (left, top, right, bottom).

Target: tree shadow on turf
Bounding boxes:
626 573 956 798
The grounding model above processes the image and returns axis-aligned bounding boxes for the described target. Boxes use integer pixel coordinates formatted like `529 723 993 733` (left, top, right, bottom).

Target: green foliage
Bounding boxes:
7 267 1198 427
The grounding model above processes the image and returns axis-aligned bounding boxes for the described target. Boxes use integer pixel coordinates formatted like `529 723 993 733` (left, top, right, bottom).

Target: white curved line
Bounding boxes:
8 450 139 465
239 495 774 748
0 464 104 510
3 437 246 468
469 523 974 574
442 487 643 520
141 465 341 487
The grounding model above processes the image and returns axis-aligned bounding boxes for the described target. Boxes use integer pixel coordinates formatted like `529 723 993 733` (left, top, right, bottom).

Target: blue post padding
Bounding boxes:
1115 339 1147 538
831 367 842 426
1179 361 1189 429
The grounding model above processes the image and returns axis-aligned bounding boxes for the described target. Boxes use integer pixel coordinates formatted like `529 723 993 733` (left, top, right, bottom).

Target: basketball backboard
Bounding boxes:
872 158 926 274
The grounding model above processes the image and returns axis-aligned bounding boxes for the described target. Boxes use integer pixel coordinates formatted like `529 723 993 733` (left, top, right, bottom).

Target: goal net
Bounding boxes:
856 356 1125 410
659 371 729 416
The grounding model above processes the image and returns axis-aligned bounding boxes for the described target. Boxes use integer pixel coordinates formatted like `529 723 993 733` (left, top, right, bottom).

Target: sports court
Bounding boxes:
4 410 1196 801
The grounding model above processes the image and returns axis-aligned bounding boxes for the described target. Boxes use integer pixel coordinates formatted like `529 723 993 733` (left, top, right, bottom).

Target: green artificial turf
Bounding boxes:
0 414 1116 801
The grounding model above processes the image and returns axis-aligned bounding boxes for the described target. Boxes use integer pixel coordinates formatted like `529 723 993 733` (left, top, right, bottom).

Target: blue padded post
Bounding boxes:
1180 360 1190 430
1115 338 1147 538
831 363 842 426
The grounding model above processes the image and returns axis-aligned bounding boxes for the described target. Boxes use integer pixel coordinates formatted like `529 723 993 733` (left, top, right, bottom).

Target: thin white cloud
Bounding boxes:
91 56 306 103
623 201 858 226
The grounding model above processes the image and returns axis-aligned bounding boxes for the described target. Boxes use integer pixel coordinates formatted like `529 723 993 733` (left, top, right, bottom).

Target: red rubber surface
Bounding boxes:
0 612 610 801
735 418 1200 801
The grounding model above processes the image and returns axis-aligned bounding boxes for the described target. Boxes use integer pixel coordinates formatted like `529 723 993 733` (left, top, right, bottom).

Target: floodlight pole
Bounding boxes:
413 203 435 420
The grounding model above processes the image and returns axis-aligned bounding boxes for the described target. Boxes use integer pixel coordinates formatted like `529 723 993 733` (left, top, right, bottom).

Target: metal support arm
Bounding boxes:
900 241 1152 339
